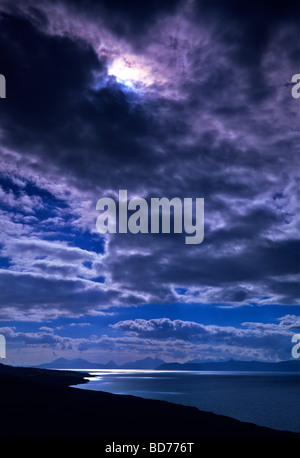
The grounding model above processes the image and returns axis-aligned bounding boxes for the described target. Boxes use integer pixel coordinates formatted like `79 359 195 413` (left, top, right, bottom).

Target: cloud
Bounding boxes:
0 269 122 320
0 326 73 348
0 0 298 332
109 316 296 360
111 318 209 341
111 317 294 341
244 315 300 331
1 237 104 276
2 313 295 362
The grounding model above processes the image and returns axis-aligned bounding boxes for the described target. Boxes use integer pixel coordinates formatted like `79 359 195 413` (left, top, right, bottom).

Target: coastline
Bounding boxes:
0 363 298 439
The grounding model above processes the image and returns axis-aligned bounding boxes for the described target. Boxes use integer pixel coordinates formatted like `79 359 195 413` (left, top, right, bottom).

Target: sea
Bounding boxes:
71 369 300 433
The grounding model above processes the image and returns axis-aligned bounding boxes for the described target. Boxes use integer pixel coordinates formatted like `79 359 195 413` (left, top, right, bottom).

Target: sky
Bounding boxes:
0 0 299 366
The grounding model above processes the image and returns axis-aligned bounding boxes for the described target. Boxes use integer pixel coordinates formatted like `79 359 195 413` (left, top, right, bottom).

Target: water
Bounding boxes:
72 369 300 433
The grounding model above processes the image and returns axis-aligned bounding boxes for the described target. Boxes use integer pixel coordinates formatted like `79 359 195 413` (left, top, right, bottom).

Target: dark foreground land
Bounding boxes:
0 363 298 439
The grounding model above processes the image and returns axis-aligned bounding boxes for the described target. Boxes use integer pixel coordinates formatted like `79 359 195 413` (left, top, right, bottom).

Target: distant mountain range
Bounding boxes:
119 357 165 369
157 359 300 372
36 357 300 372
37 356 165 370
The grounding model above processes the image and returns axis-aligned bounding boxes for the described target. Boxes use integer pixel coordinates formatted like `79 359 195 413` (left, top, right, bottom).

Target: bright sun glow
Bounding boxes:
108 55 155 89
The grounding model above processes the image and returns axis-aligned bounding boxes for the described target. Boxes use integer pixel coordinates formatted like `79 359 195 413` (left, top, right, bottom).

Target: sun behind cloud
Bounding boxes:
105 50 173 94
107 54 156 90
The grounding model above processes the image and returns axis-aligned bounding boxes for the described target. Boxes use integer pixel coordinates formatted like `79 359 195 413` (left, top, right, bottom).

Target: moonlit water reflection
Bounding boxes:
71 369 300 433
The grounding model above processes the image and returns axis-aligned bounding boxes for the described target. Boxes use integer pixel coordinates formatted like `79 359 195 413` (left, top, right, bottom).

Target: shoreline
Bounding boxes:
73 368 300 434
0 363 298 439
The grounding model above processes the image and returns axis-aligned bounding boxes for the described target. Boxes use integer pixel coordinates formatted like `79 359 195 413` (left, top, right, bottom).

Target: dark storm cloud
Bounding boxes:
65 0 183 41
0 12 165 192
105 232 299 305
0 0 297 193
0 0 299 323
0 269 111 317
197 0 299 33
0 13 100 127
195 0 300 69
